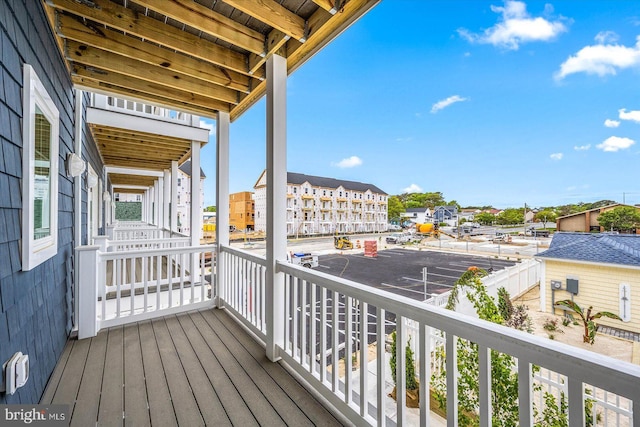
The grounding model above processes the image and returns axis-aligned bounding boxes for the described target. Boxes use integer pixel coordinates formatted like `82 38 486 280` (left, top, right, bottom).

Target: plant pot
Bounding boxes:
389 386 420 408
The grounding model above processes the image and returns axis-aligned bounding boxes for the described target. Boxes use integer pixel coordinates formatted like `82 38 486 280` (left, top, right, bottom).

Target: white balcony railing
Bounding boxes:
218 246 640 426
90 94 196 126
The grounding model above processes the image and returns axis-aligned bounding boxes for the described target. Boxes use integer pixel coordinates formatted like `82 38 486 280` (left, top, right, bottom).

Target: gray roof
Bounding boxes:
405 208 428 213
287 172 387 195
536 232 640 267
179 160 206 179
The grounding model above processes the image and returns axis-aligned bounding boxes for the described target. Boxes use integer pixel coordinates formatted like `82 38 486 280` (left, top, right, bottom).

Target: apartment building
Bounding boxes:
229 191 255 231
254 171 388 235
176 160 206 236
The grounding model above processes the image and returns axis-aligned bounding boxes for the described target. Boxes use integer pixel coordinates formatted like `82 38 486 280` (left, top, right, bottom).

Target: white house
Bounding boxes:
176 160 206 237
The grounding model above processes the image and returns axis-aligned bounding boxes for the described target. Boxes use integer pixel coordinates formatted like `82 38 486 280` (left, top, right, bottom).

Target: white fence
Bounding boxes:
428 258 541 316
218 246 640 426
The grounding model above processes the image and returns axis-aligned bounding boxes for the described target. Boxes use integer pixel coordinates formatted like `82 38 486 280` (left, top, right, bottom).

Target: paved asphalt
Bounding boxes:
316 248 516 301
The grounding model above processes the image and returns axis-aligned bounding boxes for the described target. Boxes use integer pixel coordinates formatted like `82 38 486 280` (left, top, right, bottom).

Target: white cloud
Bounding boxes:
402 184 423 193
619 108 640 123
604 119 620 128
595 31 619 45
550 152 563 160
458 1 567 50
200 119 215 134
332 156 362 168
555 36 640 80
574 144 591 151
431 95 468 113
596 136 635 152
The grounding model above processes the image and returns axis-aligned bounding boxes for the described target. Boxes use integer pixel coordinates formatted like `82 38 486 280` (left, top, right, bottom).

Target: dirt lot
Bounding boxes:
515 286 633 363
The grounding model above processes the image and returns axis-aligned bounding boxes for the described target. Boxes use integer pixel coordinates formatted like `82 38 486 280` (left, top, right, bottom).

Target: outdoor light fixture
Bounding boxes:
87 172 98 189
66 153 86 177
103 191 111 202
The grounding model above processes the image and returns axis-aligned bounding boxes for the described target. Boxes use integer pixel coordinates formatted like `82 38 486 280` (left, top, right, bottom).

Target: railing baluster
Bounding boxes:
397 315 406 425
130 254 136 316
478 343 491 427
359 301 368 417
332 290 339 394
377 307 386 427
115 258 121 318
445 331 457 427
345 296 353 404
518 358 532 427
419 322 431 427
156 254 162 310
293 277 299 360
310 282 317 376
142 256 148 313
301 279 307 367
568 377 583 427
320 287 327 384
284 274 291 355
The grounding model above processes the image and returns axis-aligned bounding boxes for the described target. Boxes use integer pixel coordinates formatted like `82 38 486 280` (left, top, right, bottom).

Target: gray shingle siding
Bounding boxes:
0 0 91 405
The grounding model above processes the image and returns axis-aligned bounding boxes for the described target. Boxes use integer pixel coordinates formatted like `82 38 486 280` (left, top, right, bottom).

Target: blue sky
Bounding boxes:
200 1 640 209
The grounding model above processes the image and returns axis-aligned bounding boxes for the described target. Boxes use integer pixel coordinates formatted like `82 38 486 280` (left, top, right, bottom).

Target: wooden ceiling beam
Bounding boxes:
93 134 191 150
248 28 290 75
102 155 173 169
97 142 187 156
222 0 307 42
57 14 252 93
91 130 192 147
48 0 264 80
66 40 239 105
72 66 230 115
133 0 265 55
312 0 338 14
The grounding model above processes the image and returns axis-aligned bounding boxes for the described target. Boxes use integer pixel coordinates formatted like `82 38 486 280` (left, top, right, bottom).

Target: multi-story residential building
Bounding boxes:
254 171 388 235
176 160 206 237
229 191 255 231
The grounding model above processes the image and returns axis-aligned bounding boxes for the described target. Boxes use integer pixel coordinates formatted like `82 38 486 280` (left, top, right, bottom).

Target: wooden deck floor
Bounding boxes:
41 309 342 426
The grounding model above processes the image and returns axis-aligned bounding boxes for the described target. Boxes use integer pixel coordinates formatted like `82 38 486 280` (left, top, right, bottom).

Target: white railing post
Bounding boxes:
77 245 101 339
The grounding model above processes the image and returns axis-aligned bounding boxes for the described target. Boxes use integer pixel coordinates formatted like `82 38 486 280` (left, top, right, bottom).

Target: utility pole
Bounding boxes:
422 267 428 300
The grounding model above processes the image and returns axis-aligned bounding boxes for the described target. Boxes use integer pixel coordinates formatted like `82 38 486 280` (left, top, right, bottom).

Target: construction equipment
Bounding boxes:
416 223 458 239
334 235 353 250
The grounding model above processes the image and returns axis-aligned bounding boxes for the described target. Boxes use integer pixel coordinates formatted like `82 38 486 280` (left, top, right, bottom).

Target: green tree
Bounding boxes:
555 300 622 344
389 331 418 391
496 208 524 225
205 206 217 212
475 212 495 225
534 209 557 228
597 206 640 232
387 195 405 222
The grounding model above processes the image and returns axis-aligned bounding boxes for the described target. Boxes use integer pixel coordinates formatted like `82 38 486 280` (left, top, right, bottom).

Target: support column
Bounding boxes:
154 181 160 226
157 177 164 229
265 54 287 362
142 190 147 223
73 89 83 331
216 111 230 309
171 161 178 232
190 141 202 245
163 169 171 230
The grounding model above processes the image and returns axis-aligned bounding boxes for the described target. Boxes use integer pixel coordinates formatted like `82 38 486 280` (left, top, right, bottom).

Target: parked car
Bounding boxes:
386 233 409 244
387 224 402 231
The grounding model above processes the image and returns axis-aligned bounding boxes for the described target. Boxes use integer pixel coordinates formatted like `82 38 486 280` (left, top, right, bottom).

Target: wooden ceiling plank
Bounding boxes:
66 40 239 104
99 143 187 156
72 66 231 114
93 133 191 150
103 155 173 168
57 14 252 93
312 0 338 14
133 0 265 55
72 75 220 119
222 0 307 42
48 0 265 79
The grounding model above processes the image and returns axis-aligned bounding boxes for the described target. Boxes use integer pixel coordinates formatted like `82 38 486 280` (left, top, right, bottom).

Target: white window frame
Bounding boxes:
22 64 59 270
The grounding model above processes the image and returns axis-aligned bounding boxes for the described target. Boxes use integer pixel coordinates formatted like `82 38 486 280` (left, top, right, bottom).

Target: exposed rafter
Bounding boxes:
222 0 307 42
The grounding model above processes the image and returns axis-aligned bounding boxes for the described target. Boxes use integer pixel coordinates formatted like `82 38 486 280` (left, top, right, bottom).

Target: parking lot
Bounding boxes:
317 248 516 301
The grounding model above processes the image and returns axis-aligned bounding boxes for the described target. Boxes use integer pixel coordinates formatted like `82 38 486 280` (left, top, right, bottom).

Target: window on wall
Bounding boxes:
22 64 60 270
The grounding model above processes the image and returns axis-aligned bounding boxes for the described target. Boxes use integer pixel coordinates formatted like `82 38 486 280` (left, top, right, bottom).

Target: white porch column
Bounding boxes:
163 169 171 230
157 176 164 229
190 141 202 245
141 190 147 223
154 180 160 226
265 54 287 362
216 111 230 309
171 161 178 232
73 89 83 331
